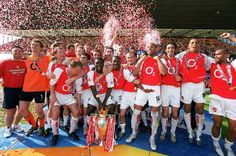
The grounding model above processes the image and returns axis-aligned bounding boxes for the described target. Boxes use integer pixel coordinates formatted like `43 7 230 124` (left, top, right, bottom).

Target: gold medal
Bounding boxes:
41 72 45 76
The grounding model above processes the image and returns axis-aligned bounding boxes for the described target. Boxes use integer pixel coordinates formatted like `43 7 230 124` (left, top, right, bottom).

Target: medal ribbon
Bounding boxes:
31 52 45 75
183 52 201 70
166 58 179 75
216 64 232 86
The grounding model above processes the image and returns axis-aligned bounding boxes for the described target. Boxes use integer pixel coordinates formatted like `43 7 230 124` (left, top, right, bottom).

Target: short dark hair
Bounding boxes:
51 42 62 49
113 55 121 60
216 48 230 54
127 51 137 58
52 47 64 55
95 58 104 65
31 38 44 48
12 45 23 52
67 44 75 50
81 53 91 60
77 46 85 53
166 42 178 49
70 60 83 68
105 46 114 52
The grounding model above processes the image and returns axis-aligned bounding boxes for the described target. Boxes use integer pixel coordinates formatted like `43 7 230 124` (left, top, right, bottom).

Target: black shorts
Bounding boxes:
19 91 45 103
3 87 22 109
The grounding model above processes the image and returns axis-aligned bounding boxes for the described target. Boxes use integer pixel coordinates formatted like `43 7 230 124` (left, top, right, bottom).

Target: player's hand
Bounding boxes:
62 57 71 66
65 78 74 85
95 74 104 83
220 32 231 39
133 79 141 84
143 89 155 93
229 86 236 91
139 55 148 62
48 73 56 79
175 75 182 82
122 64 128 69
204 80 211 88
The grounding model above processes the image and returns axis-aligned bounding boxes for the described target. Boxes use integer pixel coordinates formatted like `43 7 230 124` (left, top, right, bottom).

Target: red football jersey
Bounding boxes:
0 59 26 88
181 52 206 83
210 63 236 99
162 58 182 87
140 57 161 85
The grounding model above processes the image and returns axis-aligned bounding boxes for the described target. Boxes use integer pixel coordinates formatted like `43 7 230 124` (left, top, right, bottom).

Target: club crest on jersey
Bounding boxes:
212 107 217 112
156 96 160 102
119 95 122 101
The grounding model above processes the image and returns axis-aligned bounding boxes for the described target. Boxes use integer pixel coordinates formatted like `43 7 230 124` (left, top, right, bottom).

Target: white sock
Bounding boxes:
69 116 78 133
87 116 90 126
224 139 233 150
212 135 220 146
161 118 168 133
46 117 52 129
150 112 159 139
131 109 141 134
63 116 69 127
184 113 193 134
170 118 178 135
51 119 59 135
120 123 126 133
196 113 204 138
141 111 148 126
83 115 88 129
95 124 99 140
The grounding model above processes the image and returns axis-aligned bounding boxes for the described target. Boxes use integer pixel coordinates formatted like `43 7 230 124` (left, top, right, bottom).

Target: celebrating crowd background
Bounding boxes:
0 36 235 57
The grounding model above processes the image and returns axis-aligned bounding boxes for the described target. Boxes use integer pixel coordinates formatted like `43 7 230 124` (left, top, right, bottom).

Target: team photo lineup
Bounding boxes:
0 31 236 155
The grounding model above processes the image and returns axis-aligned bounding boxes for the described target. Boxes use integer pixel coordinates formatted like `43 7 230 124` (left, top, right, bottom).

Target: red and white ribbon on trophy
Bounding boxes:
104 116 116 152
86 115 98 147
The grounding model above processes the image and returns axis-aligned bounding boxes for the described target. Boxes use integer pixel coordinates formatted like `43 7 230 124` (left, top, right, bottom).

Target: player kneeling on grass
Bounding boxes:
49 61 83 146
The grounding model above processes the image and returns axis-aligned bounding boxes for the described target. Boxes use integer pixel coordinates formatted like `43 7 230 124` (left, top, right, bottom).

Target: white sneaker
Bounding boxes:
160 132 166 141
4 127 12 138
150 138 157 151
225 145 235 156
213 142 224 156
13 125 24 133
126 133 137 143
188 133 194 144
170 133 176 143
83 127 88 135
196 136 202 146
